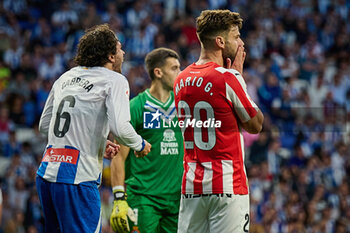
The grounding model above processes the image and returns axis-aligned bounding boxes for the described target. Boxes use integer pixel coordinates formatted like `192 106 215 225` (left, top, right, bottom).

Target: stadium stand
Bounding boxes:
0 0 349 232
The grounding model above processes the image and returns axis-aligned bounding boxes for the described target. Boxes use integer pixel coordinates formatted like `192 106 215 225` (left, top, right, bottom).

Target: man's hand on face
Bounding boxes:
225 46 246 74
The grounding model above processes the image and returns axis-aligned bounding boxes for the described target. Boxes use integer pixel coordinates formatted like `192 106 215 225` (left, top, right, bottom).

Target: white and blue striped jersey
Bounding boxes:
37 66 144 185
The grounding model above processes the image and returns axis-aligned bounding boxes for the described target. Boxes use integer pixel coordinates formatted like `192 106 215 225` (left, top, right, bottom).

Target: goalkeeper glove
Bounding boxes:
110 189 136 233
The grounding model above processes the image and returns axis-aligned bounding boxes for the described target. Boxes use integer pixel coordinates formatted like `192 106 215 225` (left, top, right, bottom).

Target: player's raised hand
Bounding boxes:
134 140 151 158
226 45 246 74
104 140 120 160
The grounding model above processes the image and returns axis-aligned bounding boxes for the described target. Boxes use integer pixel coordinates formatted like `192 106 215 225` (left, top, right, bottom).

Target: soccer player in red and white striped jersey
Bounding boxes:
174 10 264 233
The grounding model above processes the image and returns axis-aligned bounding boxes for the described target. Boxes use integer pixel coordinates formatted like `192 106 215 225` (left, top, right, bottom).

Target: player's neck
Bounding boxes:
104 63 113 71
196 49 223 66
149 82 171 104
103 63 121 73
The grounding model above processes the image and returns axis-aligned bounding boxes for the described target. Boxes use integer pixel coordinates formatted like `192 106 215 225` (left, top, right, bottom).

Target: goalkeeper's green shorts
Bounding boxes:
127 192 180 233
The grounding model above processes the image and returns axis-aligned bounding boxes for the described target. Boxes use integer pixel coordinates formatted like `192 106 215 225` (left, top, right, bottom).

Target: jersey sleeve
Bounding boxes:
129 97 143 130
39 84 55 135
224 69 259 123
106 76 143 151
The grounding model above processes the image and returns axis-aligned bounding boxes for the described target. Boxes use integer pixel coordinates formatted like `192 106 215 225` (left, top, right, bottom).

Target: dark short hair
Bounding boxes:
196 10 243 48
75 24 118 67
145 48 179 80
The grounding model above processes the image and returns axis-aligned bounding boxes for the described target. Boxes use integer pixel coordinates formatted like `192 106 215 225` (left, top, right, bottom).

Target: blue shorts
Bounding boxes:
36 176 101 233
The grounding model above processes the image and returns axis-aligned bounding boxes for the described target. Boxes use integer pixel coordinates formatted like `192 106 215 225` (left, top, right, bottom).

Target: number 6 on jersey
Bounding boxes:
54 95 75 138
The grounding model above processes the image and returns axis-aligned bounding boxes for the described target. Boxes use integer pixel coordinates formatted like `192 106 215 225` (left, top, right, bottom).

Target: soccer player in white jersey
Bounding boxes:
174 10 264 232
36 24 151 233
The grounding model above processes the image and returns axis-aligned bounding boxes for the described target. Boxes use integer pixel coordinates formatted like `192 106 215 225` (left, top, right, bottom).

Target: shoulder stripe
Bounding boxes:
225 71 258 121
215 67 247 90
225 83 251 122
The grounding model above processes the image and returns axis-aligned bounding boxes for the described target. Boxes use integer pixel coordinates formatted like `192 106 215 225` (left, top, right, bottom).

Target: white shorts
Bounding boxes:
177 194 250 233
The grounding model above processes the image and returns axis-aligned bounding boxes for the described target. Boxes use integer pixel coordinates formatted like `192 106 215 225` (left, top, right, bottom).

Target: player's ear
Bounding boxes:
215 36 225 49
154 67 163 79
108 54 116 63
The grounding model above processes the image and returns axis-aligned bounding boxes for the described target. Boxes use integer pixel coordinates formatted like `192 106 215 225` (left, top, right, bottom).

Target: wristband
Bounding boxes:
113 190 127 200
112 186 125 192
137 139 145 152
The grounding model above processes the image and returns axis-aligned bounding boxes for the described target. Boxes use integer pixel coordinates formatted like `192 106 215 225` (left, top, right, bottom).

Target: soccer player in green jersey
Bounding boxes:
110 48 184 233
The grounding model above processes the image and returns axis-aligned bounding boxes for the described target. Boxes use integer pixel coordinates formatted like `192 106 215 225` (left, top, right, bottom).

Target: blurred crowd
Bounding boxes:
0 0 349 232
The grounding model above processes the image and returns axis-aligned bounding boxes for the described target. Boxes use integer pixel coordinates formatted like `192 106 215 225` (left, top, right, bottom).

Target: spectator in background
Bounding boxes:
164 0 186 22
331 142 347 186
249 132 269 165
0 59 11 95
0 188 2 226
38 52 64 80
35 79 51 115
101 2 123 24
24 189 43 232
289 145 307 169
81 2 101 29
55 42 72 69
309 74 328 118
330 73 348 106
258 72 281 112
3 38 23 70
7 71 30 99
8 177 29 213
345 89 350 117
127 23 155 63
29 124 47 156
267 139 282 175
3 0 27 16
125 1 148 30
19 142 35 168
51 1 78 30
7 94 26 126
19 53 37 81
2 131 21 158
4 210 25 233
69 0 87 15
0 107 13 145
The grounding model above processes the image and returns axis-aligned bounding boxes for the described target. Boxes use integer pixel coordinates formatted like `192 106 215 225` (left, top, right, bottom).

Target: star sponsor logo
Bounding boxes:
143 110 161 129
42 147 79 164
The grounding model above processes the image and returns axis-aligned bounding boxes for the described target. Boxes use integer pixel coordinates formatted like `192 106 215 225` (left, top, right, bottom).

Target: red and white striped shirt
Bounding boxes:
174 62 259 195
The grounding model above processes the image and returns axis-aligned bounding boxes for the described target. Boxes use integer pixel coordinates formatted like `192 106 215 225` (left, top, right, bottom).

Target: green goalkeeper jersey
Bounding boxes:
125 89 184 202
